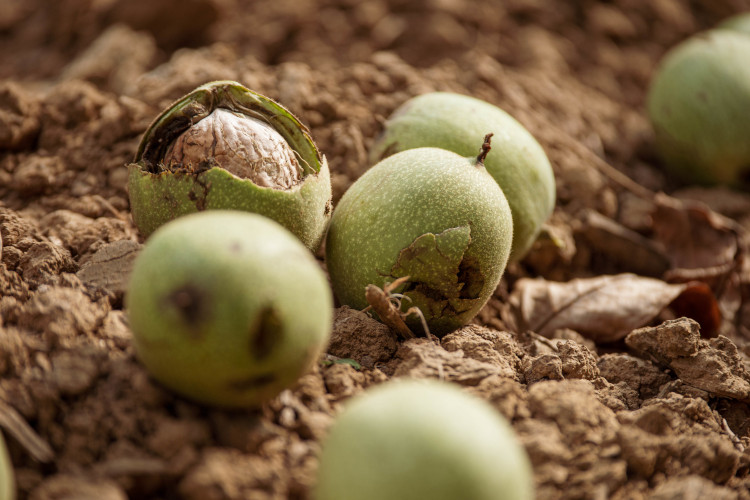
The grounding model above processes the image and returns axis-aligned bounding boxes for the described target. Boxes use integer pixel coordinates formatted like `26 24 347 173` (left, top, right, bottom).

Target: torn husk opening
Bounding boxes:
133 81 323 186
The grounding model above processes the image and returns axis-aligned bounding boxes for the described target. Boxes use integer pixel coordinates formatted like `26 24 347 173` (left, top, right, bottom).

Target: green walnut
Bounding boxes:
126 211 332 408
370 92 555 262
128 80 332 251
325 145 513 337
0 432 13 500
315 379 534 500
647 30 750 187
717 12 750 36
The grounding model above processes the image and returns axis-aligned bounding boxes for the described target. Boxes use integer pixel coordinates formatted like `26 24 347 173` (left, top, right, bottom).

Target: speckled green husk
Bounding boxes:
370 92 555 262
315 379 534 500
126 211 332 408
0 432 14 500
127 80 331 251
647 31 750 187
325 147 513 337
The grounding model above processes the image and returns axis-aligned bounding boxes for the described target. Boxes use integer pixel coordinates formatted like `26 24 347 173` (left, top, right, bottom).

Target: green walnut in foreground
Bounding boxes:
128 80 331 251
126 211 332 407
315 379 534 500
325 145 513 337
0 432 13 500
370 92 555 262
647 30 750 187
717 12 750 36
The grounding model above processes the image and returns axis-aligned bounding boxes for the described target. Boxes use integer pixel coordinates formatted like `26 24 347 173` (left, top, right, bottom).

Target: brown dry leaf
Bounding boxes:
674 186 750 220
76 239 142 298
652 193 750 341
576 209 670 277
510 273 719 343
652 193 741 283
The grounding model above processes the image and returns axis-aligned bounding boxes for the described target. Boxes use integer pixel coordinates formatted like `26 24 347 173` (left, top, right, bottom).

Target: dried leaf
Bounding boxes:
668 281 721 338
577 209 670 277
76 240 142 297
674 186 750 219
651 193 748 341
652 193 739 277
510 273 719 343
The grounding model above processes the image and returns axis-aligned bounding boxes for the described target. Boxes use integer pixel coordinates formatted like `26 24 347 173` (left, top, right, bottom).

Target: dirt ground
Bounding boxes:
3 0 750 498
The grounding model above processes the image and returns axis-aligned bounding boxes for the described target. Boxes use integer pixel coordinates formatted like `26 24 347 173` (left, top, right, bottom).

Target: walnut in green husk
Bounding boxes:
647 31 750 187
325 141 513 337
128 81 331 251
126 211 333 408
717 12 750 37
370 92 555 262
315 379 534 500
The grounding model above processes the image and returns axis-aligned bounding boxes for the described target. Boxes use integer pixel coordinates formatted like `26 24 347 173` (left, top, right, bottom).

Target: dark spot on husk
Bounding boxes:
457 255 483 299
226 372 278 392
164 284 208 338
251 306 283 360
402 281 446 302
188 176 211 210
161 191 177 210
194 159 216 174
399 279 476 317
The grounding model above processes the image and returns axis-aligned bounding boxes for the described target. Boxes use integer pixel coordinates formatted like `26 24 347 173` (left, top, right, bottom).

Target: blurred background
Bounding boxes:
3 0 750 107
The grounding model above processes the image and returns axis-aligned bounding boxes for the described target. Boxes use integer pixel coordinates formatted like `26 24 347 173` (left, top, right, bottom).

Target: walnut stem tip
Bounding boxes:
476 133 494 166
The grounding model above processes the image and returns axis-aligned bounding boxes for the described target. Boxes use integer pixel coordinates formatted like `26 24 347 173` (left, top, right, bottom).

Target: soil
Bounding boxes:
2 0 750 498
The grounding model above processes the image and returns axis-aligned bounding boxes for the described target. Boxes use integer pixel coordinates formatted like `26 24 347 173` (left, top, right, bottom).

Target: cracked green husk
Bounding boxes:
126 211 333 408
369 92 555 262
127 80 332 250
325 147 513 337
315 379 534 500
